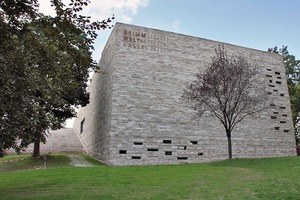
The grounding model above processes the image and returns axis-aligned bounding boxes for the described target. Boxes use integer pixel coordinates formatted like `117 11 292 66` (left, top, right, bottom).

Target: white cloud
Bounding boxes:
38 0 55 16
38 0 149 23
171 20 181 32
146 19 181 33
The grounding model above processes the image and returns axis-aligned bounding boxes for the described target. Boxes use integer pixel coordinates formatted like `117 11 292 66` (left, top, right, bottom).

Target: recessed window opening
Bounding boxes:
269 80 273 83
275 72 280 75
266 74 272 77
271 116 277 119
280 107 286 109
178 146 187 150
131 156 141 159
134 142 143 145
275 127 280 130
119 150 127 154
280 121 286 123
277 77 282 79
80 118 85 134
284 130 289 132
270 104 275 107
267 69 272 71
280 94 284 96
165 151 172 155
269 84 275 87
273 89 278 92
276 81 282 84
147 148 158 151
273 112 278 114
163 140 172 144
190 141 198 145
267 92 272 95
198 152 203 156
282 114 288 117
177 157 188 160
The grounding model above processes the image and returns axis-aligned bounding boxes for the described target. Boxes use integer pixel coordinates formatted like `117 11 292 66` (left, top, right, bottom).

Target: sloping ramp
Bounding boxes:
7 128 85 155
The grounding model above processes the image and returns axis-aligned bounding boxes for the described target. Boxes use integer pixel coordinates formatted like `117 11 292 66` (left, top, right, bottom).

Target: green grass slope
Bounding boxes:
0 155 299 200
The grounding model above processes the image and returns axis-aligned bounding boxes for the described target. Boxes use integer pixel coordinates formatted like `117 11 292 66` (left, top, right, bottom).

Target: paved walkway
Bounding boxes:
6 128 85 155
68 155 94 167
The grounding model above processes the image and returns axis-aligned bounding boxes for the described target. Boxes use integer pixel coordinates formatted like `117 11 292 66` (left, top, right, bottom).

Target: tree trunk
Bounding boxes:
226 130 232 159
32 132 41 158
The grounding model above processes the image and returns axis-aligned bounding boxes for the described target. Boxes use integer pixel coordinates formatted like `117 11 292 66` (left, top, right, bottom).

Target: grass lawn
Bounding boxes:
0 154 70 172
0 155 299 200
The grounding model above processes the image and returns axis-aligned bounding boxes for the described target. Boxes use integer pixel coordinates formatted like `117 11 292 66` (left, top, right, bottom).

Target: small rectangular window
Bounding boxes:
277 76 282 79
269 80 273 83
269 84 275 87
275 127 280 130
119 150 127 154
280 121 286 123
284 130 289 132
266 74 272 77
165 151 172 155
280 107 286 109
276 81 282 84
273 89 278 92
198 152 203 156
271 116 277 119
273 112 278 114
134 142 143 145
270 104 275 107
163 140 172 144
131 156 141 159
178 146 187 150
80 118 85 134
177 157 188 160
267 69 272 71
190 141 198 145
282 114 288 117
275 72 280 75
280 94 284 96
267 92 272 95
147 148 158 151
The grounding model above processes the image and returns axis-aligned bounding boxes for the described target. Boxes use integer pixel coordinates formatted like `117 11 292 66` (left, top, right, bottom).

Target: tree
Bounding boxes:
0 0 114 157
182 46 268 159
268 46 300 144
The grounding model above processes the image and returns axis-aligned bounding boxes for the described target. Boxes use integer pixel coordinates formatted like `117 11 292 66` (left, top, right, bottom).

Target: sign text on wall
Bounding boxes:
122 30 169 53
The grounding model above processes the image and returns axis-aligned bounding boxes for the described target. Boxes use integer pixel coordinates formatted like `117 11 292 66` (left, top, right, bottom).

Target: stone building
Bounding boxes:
73 22 296 166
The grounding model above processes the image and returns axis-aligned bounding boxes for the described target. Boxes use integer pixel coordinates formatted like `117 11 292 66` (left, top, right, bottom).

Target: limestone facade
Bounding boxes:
73 23 296 166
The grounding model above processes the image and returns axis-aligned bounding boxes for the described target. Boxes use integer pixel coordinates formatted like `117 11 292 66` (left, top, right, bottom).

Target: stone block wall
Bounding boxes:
73 28 117 163
74 23 296 166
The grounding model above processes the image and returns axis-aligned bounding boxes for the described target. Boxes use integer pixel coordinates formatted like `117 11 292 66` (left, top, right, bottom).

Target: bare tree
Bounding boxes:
182 46 268 159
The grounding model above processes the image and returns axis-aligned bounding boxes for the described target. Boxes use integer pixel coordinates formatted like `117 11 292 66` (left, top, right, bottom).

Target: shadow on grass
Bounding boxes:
0 154 105 172
0 154 70 172
0 155 300 200
208 156 300 171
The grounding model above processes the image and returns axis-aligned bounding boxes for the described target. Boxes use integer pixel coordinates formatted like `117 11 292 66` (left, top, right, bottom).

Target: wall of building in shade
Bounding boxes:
73 22 296 166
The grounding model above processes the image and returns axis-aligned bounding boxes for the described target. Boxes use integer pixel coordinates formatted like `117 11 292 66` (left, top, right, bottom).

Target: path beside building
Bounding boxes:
6 128 84 155
68 155 94 167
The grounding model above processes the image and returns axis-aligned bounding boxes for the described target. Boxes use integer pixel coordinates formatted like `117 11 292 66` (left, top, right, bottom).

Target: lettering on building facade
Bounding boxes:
122 29 169 53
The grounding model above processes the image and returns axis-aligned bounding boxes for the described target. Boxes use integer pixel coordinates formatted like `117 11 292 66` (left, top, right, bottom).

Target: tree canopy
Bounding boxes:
0 0 113 157
182 46 268 159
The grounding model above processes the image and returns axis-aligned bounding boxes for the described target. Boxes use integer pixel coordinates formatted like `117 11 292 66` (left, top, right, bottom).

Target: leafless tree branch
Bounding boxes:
182 45 268 159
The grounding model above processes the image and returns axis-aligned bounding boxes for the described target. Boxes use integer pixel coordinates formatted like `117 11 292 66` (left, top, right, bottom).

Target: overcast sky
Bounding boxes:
39 0 300 127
